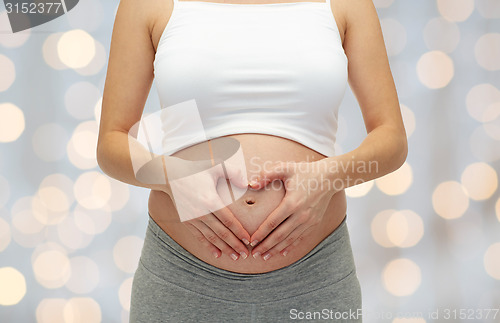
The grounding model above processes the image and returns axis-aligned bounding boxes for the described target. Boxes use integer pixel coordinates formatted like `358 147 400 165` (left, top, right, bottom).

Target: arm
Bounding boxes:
248 0 407 259
327 0 407 184
97 0 250 259
97 0 160 191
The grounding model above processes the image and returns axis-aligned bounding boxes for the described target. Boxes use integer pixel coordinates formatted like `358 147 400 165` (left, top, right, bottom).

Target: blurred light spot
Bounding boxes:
0 11 30 47
483 102 500 123
37 186 70 215
470 126 500 162
43 33 67 70
400 104 415 138
33 250 71 289
475 33 500 71
36 298 66 323
32 123 69 162
67 121 99 169
393 319 426 323
371 209 396 248
65 256 99 294
113 236 144 273
484 242 500 280
0 103 25 142
40 174 75 203
345 180 374 198
0 216 11 252
108 177 130 212
32 242 67 262
65 82 101 120
432 181 469 219
484 117 500 141
372 209 424 248
11 196 45 234
466 83 500 123
119 277 133 311
386 210 424 248
63 297 102 323
0 267 26 305
423 17 460 53
380 18 407 56
386 213 408 247
74 171 111 209
375 162 413 195
0 174 10 208
76 40 106 76
73 204 112 235
72 130 98 160
437 0 474 22
416 51 454 89
57 214 94 251
373 0 394 8
10 199 46 247
496 198 500 222
461 162 498 200
57 29 96 69
382 258 421 296
32 193 68 226
94 97 102 126
476 0 500 19
0 54 15 91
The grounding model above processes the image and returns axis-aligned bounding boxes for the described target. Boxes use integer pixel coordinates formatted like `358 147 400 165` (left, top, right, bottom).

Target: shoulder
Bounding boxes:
340 0 381 35
114 0 170 45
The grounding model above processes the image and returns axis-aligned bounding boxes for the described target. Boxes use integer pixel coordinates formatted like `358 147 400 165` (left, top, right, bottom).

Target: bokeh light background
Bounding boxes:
1 0 499 322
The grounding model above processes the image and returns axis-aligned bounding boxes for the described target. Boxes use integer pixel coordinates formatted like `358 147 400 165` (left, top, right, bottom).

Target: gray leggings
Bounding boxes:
130 213 362 322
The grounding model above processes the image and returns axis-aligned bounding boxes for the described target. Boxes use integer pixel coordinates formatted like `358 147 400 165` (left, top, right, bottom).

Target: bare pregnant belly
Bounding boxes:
148 134 347 273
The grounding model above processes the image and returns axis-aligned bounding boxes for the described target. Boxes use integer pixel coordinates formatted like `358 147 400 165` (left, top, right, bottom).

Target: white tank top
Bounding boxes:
153 0 348 157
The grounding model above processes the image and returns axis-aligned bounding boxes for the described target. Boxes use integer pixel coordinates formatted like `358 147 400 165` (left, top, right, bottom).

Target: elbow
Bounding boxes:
394 127 408 170
399 136 408 166
96 137 107 173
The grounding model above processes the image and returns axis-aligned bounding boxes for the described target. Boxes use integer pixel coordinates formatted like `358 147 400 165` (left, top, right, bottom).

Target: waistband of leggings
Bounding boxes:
142 212 355 302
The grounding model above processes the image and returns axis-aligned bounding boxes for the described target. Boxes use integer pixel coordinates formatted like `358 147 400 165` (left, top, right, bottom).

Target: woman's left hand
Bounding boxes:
248 159 340 260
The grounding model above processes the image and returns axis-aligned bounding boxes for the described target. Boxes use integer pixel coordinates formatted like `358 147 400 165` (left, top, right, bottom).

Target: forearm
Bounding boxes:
96 130 219 196
323 124 408 190
96 130 169 193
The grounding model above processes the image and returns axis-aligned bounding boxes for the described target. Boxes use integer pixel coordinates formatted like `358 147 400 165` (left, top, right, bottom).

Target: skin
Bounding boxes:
97 0 407 273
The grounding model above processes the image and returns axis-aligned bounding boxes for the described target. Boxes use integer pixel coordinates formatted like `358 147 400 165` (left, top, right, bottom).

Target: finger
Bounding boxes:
278 226 315 257
223 161 249 189
249 195 297 247
192 219 241 261
250 216 303 259
209 196 251 244
249 161 289 189
261 224 309 260
201 214 248 259
184 222 221 259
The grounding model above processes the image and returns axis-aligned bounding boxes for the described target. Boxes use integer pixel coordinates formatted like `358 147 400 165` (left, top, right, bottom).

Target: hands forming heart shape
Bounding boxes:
174 159 339 261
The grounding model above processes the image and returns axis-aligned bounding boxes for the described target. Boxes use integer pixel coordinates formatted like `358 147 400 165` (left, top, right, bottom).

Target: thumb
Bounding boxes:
223 163 248 189
249 162 288 189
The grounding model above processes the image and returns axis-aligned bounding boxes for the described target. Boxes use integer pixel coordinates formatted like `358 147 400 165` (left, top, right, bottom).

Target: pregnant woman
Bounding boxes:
97 0 407 321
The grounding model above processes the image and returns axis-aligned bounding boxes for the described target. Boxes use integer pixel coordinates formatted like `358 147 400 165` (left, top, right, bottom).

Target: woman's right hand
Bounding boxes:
162 157 251 260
